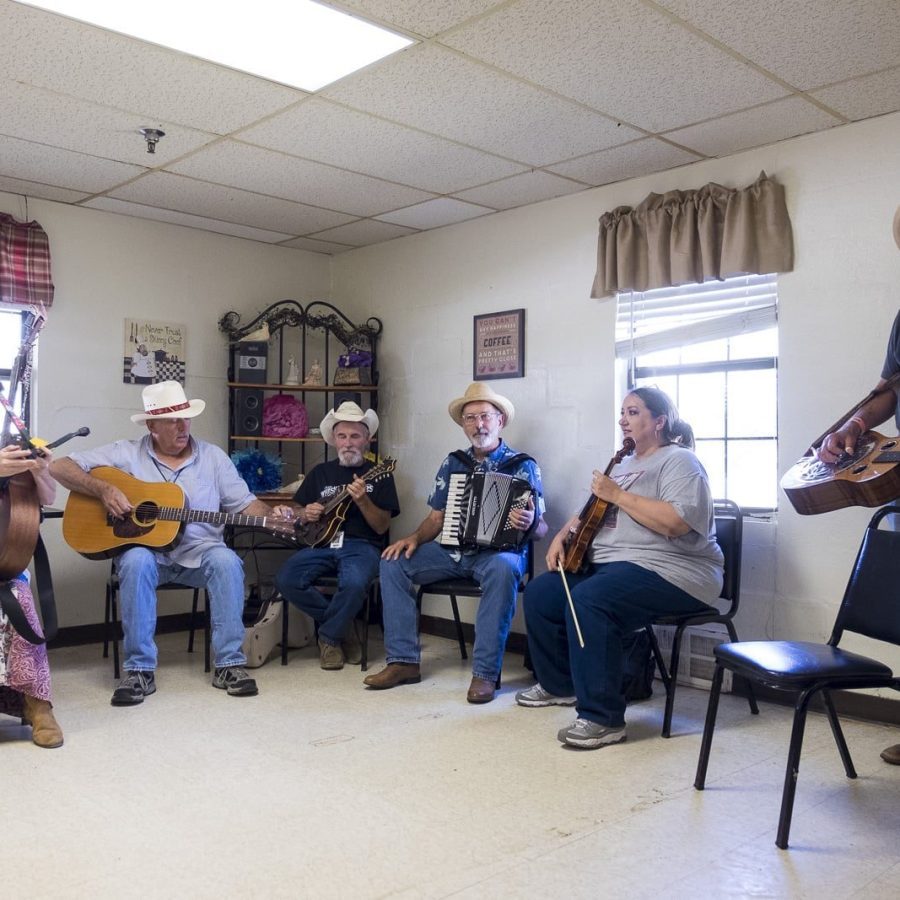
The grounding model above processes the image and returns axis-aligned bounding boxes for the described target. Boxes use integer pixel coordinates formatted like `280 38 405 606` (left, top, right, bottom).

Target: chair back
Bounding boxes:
832 505 900 647
713 498 743 611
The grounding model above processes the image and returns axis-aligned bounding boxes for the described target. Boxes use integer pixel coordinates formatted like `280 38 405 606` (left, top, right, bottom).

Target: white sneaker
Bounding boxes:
515 683 577 707
557 717 627 749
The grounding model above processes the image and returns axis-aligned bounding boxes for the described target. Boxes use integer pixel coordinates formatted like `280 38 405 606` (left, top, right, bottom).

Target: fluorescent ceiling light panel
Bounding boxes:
18 0 413 91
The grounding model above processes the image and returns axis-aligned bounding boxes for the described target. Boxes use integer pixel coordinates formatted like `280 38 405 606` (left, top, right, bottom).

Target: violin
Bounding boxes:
561 438 635 574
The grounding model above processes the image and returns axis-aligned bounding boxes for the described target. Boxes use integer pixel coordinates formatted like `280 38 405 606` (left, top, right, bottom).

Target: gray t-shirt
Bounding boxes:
590 444 724 603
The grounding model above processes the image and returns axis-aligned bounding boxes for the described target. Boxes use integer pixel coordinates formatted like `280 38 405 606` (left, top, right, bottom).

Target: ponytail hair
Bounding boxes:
629 386 695 450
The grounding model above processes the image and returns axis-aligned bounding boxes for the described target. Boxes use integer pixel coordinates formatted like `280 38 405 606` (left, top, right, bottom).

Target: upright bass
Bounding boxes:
561 438 635 573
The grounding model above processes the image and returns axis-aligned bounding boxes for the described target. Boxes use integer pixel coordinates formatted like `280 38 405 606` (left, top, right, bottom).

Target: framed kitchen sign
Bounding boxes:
473 308 524 380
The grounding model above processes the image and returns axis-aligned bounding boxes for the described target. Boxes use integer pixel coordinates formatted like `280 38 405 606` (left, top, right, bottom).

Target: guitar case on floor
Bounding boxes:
241 597 313 668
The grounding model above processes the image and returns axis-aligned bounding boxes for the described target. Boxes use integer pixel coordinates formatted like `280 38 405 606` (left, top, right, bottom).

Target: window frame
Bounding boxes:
0 306 35 438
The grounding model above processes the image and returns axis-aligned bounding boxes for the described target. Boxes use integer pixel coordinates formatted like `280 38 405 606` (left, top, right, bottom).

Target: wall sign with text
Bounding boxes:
473 308 525 380
123 318 186 386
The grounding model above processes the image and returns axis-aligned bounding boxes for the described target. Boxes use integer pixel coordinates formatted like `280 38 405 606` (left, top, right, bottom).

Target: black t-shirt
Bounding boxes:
293 458 400 545
880 308 900 429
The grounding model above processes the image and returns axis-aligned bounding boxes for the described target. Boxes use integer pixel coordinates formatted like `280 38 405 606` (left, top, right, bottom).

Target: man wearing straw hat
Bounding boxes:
365 382 547 704
52 381 283 705
275 401 399 670
817 205 900 767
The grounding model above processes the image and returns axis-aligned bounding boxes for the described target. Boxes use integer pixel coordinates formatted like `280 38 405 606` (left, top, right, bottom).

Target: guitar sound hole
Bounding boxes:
134 502 159 525
852 465 868 475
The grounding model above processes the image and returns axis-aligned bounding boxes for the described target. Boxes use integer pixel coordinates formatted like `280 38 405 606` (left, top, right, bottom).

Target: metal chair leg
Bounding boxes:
694 663 725 789
281 595 290 666
776 689 814 849
661 624 687 738
725 621 759 715
449 594 468 660
822 689 856 778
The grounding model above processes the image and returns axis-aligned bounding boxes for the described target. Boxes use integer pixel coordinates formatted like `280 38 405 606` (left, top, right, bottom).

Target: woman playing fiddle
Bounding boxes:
518 387 723 750
0 442 63 748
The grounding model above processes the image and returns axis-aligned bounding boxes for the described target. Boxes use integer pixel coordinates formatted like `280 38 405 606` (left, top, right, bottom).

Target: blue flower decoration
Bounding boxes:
230 448 284 493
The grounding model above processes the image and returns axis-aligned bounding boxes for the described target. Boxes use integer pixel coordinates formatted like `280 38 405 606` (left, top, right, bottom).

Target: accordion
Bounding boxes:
440 471 533 551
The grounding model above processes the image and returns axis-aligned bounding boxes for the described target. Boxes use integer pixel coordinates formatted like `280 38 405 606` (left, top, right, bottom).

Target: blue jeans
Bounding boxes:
523 562 712 727
116 544 248 672
275 540 381 646
379 541 527 682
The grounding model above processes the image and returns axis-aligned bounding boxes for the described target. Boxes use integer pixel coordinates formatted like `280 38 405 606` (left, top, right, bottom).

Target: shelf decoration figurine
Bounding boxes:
302 359 323 386
284 356 301 385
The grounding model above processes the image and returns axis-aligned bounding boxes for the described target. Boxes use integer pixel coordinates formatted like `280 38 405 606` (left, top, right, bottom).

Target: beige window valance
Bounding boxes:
590 171 793 299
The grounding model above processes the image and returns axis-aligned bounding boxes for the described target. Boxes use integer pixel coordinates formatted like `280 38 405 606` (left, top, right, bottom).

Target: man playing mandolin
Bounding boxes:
816 205 900 767
365 382 547 704
517 387 722 749
275 401 399 670
51 381 286 705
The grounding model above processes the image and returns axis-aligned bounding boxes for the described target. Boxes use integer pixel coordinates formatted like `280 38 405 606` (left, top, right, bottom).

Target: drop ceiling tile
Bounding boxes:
336 0 503 37
810 67 900 122
167 140 435 217
376 197 491 229
82 197 297 243
0 175 89 204
239 98 525 193
0 80 217 165
665 96 841 157
279 236 356 254
442 0 788 132
0 2 303 134
452 170 585 209
308 219 417 247
547 138 700 186
0 134 145 194
658 0 900 91
323 43 641 166
107 172 356 235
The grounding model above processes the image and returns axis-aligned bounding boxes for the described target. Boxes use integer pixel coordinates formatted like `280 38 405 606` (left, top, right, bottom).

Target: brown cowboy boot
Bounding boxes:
22 694 64 749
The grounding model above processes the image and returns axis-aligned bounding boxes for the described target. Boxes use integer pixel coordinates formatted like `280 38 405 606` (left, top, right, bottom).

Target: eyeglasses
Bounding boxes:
462 412 500 425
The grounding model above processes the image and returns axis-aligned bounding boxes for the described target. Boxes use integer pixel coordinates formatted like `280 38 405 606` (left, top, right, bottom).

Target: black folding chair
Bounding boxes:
694 504 900 849
104 560 210 679
645 498 758 737
415 541 534 687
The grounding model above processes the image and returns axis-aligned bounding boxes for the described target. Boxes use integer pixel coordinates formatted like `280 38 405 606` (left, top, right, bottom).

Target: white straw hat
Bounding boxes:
319 401 379 446
131 381 205 423
447 382 514 426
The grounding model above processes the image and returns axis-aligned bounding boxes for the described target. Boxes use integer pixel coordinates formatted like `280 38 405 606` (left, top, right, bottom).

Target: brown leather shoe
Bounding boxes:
22 694 64 749
881 743 900 765
466 676 496 704
319 640 344 670
363 663 421 689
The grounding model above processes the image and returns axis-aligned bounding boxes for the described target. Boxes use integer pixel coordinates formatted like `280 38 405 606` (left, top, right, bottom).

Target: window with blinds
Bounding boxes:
616 274 778 511
0 307 30 431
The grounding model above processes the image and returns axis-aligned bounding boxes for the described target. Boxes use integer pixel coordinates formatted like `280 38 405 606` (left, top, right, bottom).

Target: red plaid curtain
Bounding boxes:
0 213 54 308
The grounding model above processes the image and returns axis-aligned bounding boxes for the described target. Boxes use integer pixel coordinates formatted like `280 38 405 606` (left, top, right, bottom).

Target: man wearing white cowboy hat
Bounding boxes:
275 401 399 670
365 382 547 703
52 381 285 705
817 205 900 766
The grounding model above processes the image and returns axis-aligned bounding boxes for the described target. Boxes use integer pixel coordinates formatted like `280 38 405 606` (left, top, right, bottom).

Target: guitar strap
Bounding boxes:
0 530 57 645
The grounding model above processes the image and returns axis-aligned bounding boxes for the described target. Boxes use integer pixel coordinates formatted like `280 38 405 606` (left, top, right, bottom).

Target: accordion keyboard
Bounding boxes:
439 473 469 546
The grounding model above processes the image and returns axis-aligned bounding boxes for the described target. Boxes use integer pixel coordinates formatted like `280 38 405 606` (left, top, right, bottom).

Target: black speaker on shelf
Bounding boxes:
236 341 268 383
334 391 362 407
234 389 264 436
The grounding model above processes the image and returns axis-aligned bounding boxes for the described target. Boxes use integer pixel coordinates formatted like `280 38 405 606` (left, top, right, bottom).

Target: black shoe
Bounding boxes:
212 666 258 696
111 671 156 706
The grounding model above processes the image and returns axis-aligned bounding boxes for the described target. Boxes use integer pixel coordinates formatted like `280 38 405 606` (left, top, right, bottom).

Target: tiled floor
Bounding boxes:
3 632 899 899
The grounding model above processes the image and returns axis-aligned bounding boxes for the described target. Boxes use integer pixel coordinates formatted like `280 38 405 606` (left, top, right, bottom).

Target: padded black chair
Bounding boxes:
694 504 900 849
414 541 535 686
104 561 210 679
280 576 380 671
645 498 758 737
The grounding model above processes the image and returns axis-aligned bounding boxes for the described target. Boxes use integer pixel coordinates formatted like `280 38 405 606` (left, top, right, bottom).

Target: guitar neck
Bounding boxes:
160 507 273 529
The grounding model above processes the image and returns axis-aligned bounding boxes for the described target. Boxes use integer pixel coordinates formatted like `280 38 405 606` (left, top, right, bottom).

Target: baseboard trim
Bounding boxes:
48 613 196 649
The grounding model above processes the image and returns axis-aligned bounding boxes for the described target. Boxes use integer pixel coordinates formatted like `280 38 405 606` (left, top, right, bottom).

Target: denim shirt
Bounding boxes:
69 435 255 568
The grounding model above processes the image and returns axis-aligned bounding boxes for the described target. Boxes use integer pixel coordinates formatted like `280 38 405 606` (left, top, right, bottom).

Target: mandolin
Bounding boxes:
63 467 299 558
294 457 397 547
562 438 635 573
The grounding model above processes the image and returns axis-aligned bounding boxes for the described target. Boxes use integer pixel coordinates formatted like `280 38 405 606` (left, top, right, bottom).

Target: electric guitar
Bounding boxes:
62 467 299 559
294 457 397 547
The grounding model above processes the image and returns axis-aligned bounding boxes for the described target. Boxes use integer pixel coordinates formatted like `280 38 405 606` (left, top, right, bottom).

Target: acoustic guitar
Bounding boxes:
62 467 299 559
781 372 900 515
294 457 397 547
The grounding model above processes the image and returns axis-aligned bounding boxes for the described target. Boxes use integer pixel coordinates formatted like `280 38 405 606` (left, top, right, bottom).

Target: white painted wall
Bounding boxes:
0 193 331 626
333 111 900 677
